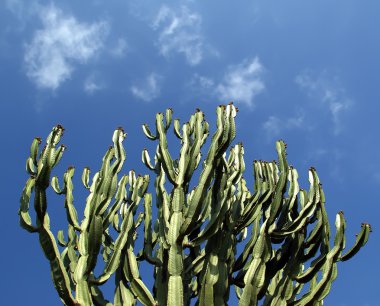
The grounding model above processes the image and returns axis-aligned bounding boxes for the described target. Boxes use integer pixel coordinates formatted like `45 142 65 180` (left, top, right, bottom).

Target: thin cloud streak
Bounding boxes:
84 73 105 95
262 113 305 139
295 71 352 135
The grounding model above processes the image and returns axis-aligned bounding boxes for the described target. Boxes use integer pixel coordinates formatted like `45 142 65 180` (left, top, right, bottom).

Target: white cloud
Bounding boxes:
24 5 109 90
216 57 265 107
295 71 352 135
152 5 203 65
130 73 162 102
262 113 304 139
84 73 105 95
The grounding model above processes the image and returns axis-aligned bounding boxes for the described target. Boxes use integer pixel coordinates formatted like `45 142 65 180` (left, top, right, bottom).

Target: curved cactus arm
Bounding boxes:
35 125 64 191
82 167 91 189
90 284 113 306
57 230 68 247
30 136 42 165
165 108 173 130
51 176 64 194
270 194 317 237
76 279 93 306
173 118 183 139
339 222 371 262
189 164 231 246
238 221 271 306
184 110 209 183
156 112 177 184
19 177 39 232
142 123 158 140
114 267 135 306
177 122 191 186
294 254 327 284
103 175 129 229
92 204 135 285
142 149 155 171
267 141 289 226
63 167 81 230
289 212 346 306
40 225 77 305
123 249 157 306
233 217 260 272
143 193 162 265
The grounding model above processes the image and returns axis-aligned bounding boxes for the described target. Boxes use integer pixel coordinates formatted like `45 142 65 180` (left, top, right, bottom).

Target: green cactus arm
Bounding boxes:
173 118 183 139
168 276 183 306
63 167 81 230
339 222 371 262
289 213 346 306
270 190 317 237
82 167 91 189
19 177 39 232
165 108 173 130
293 254 327 283
57 230 68 247
189 166 232 246
142 149 155 171
233 217 260 272
123 250 157 306
86 215 103 273
176 122 191 186
76 279 93 306
143 193 162 265
90 284 113 306
51 176 64 194
156 112 177 184
184 111 208 183
39 225 77 305
114 267 135 306
103 175 128 229
92 204 135 285
142 123 157 140
267 141 289 226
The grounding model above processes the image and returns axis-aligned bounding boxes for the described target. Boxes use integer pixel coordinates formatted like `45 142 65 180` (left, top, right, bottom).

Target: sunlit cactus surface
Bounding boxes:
20 104 371 306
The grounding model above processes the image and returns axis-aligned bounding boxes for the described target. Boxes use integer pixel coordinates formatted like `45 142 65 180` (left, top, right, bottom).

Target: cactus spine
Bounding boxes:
20 104 371 306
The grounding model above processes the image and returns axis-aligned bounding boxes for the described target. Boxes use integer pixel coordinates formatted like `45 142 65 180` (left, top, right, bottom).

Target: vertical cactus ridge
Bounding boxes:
20 104 371 306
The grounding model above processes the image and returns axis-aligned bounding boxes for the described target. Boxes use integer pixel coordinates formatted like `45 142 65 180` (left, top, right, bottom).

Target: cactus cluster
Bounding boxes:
19 104 371 306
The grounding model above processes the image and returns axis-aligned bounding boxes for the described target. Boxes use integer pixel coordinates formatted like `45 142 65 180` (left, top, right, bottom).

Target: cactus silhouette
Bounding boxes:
19 104 371 306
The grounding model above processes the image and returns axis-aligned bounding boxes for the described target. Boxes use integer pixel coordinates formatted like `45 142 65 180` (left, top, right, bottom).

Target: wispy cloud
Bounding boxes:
262 113 305 139
84 73 105 95
5 0 34 19
152 5 204 65
189 74 215 90
130 73 162 102
24 4 109 90
216 57 265 107
295 70 352 135
110 38 128 58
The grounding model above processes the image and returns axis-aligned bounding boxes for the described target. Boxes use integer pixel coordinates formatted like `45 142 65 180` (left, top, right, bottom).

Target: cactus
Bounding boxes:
19 104 371 306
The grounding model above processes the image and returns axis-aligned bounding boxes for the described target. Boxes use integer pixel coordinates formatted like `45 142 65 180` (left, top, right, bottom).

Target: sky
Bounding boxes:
1 0 379 305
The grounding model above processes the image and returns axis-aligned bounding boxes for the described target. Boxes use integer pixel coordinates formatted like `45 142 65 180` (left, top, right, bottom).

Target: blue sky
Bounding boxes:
2 0 379 305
